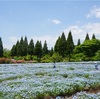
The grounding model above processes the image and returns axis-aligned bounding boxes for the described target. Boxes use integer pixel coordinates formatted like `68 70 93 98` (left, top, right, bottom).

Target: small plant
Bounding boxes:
84 74 89 78
62 74 68 78
69 67 74 70
35 72 47 76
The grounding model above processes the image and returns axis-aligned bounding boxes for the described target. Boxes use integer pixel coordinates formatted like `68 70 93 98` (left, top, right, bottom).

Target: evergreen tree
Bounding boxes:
20 37 24 56
54 36 61 53
92 33 96 39
34 41 42 58
16 40 21 56
11 45 16 56
59 32 67 57
66 31 74 61
23 36 28 56
85 33 90 41
0 37 3 57
77 39 81 46
28 39 34 56
43 40 48 56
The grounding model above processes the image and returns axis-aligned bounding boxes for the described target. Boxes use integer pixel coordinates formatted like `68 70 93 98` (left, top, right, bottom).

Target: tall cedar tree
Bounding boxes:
19 37 25 56
54 36 61 53
23 36 28 56
11 45 16 56
77 39 81 46
16 40 20 56
85 33 90 41
0 37 3 57
59 32 67 57
92 34 96 39
28 39 34 55
34 41 42 58
43 40 48 56
66 31 74 61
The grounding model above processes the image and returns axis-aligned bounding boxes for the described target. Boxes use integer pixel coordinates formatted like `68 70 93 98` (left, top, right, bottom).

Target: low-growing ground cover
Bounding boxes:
0 62 100 99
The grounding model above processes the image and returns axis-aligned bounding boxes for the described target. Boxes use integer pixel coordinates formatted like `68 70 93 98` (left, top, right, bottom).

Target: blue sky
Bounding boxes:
0 0 100 49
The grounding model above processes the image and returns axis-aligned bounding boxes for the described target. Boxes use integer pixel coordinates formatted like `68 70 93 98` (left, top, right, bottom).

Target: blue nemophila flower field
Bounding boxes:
0 62 100 99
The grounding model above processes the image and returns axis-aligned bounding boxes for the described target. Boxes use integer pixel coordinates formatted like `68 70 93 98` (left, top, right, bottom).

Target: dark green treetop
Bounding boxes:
28 39 34 55
66 31 74 61
59 32 67 57
92 33 96 39
43 40 48 56
77 39 81 46
34 40 42 58
54 36 61 53
23 36 28 56
85 33 90 41
0 37 3 57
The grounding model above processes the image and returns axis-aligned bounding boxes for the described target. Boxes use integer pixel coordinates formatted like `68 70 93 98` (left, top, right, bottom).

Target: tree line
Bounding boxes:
0 31 100 62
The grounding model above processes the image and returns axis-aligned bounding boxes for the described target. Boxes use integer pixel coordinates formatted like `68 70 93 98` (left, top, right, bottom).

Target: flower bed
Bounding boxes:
0 62 100 99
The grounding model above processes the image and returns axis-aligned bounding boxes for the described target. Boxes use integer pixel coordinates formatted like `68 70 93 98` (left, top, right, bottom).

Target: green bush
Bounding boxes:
52 52 62 62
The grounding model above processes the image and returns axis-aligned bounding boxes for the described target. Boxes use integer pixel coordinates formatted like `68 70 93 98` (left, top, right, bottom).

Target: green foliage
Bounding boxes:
77 39 81 46
3 48 11 58
48 47 53 56
41 54 52 63
54 36 61 53
62 74 68 78
52 52 62 62
59 32 67 57
11 45 16 56
34 41 42 58
74 39 100 61
54 32 67 57
92 33 96 39
73 53 86 61
66 31 74 61
42 40 48 56
84 33 90 41
69 67 75 70
28 39 34 55
93 50 100 61
0 37 3 57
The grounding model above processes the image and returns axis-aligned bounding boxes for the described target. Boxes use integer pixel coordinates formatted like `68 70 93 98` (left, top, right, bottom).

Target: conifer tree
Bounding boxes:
16 40 21 56
20 37 24 56
43 40 48 56
54 36 61 53
28 39 34 56
85 33 90 41
92 33 96 39
77 39 81 46
66 31 74 61
23 36 28 56
34 41 42 58
0 37 3 57
59 32 67 57
11 45 16 56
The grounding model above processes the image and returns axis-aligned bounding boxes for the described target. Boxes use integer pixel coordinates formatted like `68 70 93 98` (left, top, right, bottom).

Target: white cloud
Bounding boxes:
32 35 58 49
87 6 100 18
9 36 18 43
52 19 61 24
64 23 100 45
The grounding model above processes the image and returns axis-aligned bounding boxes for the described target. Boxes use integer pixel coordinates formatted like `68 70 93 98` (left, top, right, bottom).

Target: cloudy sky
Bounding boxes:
0 0 100 49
